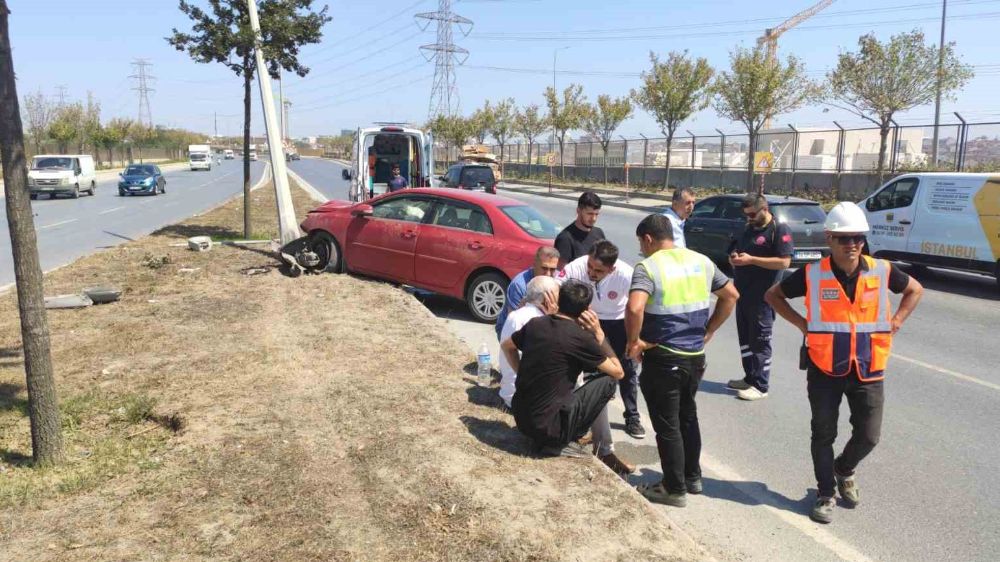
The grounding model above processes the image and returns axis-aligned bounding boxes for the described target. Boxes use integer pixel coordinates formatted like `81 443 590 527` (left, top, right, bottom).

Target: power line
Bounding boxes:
283 55 425 99
283 34 423 91
295 74 435 113
129 58 155 127
300 0 431 56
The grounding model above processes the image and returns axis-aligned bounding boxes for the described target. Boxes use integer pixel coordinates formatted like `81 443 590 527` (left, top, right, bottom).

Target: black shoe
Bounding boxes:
685 478 703 494
538 441 590 459
625 418 646 439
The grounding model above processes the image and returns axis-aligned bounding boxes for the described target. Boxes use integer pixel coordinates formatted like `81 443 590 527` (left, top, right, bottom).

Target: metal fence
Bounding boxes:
435 119 1000 197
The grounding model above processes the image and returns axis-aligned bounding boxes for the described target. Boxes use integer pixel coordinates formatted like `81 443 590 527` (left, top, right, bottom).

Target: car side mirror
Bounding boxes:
342 169 352 180
119 172 124 177
351 204 374 218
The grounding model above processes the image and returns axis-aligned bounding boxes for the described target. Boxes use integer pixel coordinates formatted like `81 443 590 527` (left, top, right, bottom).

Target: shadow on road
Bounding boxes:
698 379 736 396
628 469 812 516
903 265 998 301
459 415 534 457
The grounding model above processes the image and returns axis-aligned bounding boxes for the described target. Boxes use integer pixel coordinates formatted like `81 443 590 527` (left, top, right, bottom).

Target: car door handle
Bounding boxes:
899 220 912 225
689 227 704 233
468 241 483 250
401 231 417 239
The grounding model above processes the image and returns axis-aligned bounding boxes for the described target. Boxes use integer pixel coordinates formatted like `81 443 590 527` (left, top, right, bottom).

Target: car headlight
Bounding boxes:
144 177 155 185
60 177 71 186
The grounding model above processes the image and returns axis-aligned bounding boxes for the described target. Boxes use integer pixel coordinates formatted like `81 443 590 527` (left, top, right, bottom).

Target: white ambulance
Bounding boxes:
341 124 435 201
860 173 1000 288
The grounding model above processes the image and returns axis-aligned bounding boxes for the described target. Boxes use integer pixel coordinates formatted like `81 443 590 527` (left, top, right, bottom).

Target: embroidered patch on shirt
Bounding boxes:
608 291 619 300
755 235 767 245
821 288 840 300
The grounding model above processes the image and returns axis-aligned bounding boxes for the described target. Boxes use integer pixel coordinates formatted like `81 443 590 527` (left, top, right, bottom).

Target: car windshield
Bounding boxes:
32 157 73 170
124 166 154 176
499 205 561 239
773 204 826 225
460 167 494 186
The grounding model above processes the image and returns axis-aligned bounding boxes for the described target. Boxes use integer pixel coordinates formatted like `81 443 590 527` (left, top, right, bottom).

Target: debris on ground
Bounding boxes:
43 294 94 309
187 236 212 252
141 253 172 269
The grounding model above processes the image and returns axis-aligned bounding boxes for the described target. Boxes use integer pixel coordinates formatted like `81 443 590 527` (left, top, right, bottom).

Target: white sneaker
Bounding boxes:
727 379 752 390
737 386 768 401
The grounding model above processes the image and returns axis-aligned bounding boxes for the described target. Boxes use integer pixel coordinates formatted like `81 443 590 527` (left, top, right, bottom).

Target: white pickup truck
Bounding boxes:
341 125 435 201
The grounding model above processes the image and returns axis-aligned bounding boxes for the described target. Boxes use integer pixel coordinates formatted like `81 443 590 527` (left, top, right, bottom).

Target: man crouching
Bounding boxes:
501 280 625 459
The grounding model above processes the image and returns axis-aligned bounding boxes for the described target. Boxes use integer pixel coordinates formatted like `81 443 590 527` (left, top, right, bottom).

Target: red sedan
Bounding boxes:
300 188 560 322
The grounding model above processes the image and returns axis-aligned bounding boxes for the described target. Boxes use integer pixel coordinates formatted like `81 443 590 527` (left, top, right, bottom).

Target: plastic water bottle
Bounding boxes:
477 343 492 387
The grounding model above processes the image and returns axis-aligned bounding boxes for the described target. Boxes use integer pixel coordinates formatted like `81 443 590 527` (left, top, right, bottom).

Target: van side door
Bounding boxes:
864 177 919 258
424 131 435 187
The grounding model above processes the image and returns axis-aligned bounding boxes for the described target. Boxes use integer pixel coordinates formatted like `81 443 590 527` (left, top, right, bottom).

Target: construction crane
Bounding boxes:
757 0 835 128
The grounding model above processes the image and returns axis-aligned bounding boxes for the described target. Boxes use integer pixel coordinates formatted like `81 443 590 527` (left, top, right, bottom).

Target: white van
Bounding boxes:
861 173 999 287
342 125 435 201
224 149 235 160
189 144 212 171
249 150 258 161
28 154 97 199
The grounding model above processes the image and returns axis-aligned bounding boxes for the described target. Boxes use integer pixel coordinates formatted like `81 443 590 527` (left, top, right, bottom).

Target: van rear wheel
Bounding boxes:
88 181 96 196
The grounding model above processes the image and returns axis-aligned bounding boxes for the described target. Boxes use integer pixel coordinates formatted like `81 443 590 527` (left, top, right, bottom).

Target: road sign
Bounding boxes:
546 153 555 166
754 151 774 173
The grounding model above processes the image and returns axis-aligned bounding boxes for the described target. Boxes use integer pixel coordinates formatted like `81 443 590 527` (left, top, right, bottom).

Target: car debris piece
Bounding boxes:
187 236 213 252
83 286 122 304
44 294 94 309
177 268 201 274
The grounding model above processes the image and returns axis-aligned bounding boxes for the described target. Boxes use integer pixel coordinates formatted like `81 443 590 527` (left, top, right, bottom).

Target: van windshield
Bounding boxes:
190 154 208 161
32 157 73 170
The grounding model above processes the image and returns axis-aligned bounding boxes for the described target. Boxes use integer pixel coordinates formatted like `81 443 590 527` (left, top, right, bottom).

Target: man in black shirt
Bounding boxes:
727 194 794 401
765 201 922 524
501 280 626 459
555 191 606 267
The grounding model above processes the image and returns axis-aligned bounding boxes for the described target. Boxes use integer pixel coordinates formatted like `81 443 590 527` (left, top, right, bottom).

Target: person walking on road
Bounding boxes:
494 246 560 339
497 276 560 409
555 192 606 266
626 214 739 507
727 194 794 401
661 187 696 248
559 240 646 439
765 202 923 525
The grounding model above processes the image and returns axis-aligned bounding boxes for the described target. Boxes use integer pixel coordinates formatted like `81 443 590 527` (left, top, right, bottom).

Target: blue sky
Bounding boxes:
9 0 1000 139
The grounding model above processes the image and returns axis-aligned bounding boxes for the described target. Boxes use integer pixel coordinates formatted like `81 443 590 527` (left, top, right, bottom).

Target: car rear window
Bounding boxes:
460 167 494 187
499 205 560 239
773 204 826 225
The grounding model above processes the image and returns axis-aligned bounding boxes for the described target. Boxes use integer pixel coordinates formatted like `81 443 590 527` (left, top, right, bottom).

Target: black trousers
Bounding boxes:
640 347 706 494
557 374 618 445
599 319 641 423
735 295 775 393
807 367 885 497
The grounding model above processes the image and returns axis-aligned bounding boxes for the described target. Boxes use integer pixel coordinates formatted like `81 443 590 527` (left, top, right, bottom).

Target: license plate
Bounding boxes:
795 251 822 260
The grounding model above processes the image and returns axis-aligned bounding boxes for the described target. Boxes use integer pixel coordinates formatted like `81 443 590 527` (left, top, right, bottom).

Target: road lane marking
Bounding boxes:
99 206 124 215
40 219 77 230
894 353 1000 392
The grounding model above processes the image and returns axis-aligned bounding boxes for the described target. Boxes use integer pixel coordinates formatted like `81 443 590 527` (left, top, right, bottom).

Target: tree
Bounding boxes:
828 30 973 181
469 100 494 145
104 117 135 166
544 83 587 178
712 46 818 193
82 92 101 164
514 104 548 177
47 103 83 154
168 0 331 238
488 98 515 176
632 51 714 190
581 95 633 184
22 89 52 155
0 0 64 465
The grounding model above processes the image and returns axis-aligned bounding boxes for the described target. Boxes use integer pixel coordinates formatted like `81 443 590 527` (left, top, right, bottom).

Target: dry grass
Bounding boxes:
0 182 703 561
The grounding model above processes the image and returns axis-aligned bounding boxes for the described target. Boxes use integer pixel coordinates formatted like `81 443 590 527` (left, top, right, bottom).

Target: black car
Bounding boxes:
684 194 828 270
439 163 497 194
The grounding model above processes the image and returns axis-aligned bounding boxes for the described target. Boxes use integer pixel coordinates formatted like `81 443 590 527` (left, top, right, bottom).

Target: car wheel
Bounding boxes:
307 231 343 273
994 261 999 292
71 184 80 199
89 181 96 196
118 190 126 197
466 271 508 323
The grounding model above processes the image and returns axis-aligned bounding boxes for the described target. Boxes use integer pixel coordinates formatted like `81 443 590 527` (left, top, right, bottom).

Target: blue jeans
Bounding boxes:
600 319 641 423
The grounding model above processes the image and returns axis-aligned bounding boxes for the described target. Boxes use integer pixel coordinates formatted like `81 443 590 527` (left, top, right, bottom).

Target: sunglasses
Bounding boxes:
832 234 866 245
743 209 759 219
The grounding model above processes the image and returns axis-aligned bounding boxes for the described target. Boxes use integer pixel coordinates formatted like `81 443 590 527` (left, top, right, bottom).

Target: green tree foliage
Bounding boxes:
488 98 516 169
22 89 53 155
827 30 974 180
469 100 494 145
582 95 633 184
712 46 818 193
514 104 548 173
632 51 714 189
544 84 587 178
168 0 331 237
47 103 83 154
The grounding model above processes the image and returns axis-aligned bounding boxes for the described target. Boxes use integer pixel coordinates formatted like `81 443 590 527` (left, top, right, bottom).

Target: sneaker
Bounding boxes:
737 386 768 401
685 478 703 495
625 419 646 439
835 470 860 507
810 496 836 524
638 482 687 507
576 431 593 447
599 453 636 475
539 441 590 459
727 379 752 390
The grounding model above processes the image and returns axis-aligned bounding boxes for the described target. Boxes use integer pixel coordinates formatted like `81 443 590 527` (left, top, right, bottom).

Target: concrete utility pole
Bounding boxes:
931 0 948 166
246 0 300 245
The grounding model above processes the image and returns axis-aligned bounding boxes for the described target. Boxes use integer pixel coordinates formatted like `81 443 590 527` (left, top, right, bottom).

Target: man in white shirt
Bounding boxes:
559 240 645 440
661 187 696 248
498 276 560 409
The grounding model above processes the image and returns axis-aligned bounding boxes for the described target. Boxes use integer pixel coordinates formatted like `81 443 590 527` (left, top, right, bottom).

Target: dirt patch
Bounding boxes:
0 183 703 560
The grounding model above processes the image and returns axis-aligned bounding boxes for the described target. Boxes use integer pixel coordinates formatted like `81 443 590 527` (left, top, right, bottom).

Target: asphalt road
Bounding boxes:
77 156 1000 562
0 159 268 289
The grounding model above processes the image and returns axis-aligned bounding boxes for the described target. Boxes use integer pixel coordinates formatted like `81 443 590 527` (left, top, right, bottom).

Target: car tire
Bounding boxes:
71 184 80 199
161 182 166 194
88 181 96 196
466 271 508 323
994 261 999 292
119 190 126 197
29 194 37 200
308 231 343 273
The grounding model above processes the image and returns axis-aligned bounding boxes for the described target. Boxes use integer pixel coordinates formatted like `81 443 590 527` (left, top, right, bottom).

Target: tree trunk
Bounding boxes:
602 144 609 185
528 142 533 177
877 121 891 185
242 61 252 239
664 132 674 191
558 137 565 179
0 3 63 466
746 130 757 194
106 147 113 167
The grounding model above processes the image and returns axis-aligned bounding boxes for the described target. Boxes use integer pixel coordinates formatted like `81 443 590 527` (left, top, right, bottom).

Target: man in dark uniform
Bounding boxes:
727 194 793 401
554 191 606 267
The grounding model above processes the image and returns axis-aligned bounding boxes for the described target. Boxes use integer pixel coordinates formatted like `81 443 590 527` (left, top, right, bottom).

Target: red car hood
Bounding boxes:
309 199 353 213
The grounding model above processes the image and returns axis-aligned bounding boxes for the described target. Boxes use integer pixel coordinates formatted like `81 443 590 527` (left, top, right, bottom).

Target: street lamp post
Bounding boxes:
931 0 948 166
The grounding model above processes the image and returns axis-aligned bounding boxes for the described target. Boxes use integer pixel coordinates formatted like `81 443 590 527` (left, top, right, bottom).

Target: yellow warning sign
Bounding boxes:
754 151 774 173
546 153 556 166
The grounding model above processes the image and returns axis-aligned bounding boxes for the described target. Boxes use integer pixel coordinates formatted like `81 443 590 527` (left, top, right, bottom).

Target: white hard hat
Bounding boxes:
824 202 870 233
